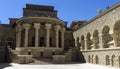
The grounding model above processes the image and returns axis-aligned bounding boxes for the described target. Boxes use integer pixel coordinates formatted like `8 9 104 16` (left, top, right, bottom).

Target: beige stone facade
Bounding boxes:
0 2 120 68
0 4 77 64
73 3 120 68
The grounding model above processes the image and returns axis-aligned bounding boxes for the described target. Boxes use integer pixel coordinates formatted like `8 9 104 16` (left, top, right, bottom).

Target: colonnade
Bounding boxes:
16 23 65 49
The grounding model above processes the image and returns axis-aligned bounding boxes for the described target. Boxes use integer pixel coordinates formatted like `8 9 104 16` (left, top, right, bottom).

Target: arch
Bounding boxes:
102 26 113 48
95 55 99 64
93 30 99 49
113 20 120 47
88 55 90 63
111 55 115 66
86 33 92 49
105 55 110 65
81 35 85 50
77 37 80 49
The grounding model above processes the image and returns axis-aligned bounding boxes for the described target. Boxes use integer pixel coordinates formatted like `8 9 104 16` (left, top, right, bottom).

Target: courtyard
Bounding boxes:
0 63 117 69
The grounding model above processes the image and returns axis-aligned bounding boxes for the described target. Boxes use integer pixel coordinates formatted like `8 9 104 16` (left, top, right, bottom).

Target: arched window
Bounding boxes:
95 55 99 64
93 30 99 49
113 20 120 47
86 33 92 49
111 55 115 66
102 26 113 48
106 55 110 65
92 55 94 63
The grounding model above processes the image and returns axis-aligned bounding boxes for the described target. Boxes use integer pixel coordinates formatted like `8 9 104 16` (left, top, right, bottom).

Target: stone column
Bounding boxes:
45 24 51 47
34 23 41 47
23 24 31 47
99 34 104 49
16 24 22 48
54 25 61 48
60 28 65 50
113 34 119 47
85 38 88 50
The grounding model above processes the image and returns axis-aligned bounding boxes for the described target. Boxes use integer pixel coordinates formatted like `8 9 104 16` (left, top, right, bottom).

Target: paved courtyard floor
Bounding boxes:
0 59 118 69
0 63 118 69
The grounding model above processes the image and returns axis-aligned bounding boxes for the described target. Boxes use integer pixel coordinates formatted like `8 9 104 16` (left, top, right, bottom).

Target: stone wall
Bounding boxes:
17 47 63 59
73 3 120 68
82 48 120 68
0 46 6 62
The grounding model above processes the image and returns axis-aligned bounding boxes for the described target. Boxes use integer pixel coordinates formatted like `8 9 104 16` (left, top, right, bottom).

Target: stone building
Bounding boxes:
73 2 120 68
0 2 120 68
0 4 78 64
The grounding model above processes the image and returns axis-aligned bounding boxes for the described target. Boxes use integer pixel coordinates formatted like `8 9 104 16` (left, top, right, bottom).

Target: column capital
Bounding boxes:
34 23 41 29
23 24 31 29
60 28 65 32
45 23 52 29
54 25 61 30
16 24 23 32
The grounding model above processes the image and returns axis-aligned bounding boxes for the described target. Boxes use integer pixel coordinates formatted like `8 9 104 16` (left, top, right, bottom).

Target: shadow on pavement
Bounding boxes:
0 63 11 69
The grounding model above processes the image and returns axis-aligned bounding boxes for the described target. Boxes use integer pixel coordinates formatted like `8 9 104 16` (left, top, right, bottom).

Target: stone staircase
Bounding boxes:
52 47 79 64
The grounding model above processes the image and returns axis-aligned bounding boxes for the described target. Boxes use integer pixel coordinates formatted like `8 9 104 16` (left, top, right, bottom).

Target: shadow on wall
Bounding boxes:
78 51 86 63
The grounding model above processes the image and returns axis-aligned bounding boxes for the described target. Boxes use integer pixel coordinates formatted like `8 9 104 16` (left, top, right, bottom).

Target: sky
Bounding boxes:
0 0 119 27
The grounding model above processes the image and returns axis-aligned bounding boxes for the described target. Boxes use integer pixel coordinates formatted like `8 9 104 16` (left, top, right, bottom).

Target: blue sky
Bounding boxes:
0 0 119 27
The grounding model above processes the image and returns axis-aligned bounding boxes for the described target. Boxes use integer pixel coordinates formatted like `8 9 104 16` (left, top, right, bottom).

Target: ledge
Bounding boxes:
81 47 120 52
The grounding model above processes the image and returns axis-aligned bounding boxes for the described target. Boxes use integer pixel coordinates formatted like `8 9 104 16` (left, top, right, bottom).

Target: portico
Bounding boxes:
15 17 66 58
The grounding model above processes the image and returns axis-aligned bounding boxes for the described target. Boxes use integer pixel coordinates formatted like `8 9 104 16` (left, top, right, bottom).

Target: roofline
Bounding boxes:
74 2 120 31
88 2 120 23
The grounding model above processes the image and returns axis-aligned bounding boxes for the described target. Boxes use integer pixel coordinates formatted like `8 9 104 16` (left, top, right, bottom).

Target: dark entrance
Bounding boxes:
40 52 43 57
39 37 45 47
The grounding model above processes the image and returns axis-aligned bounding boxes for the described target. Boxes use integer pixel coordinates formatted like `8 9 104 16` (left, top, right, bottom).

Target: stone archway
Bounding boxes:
113 20 120 47
102 26 113 48
81 35 85 50
93 30 99 49
86 33 92 49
